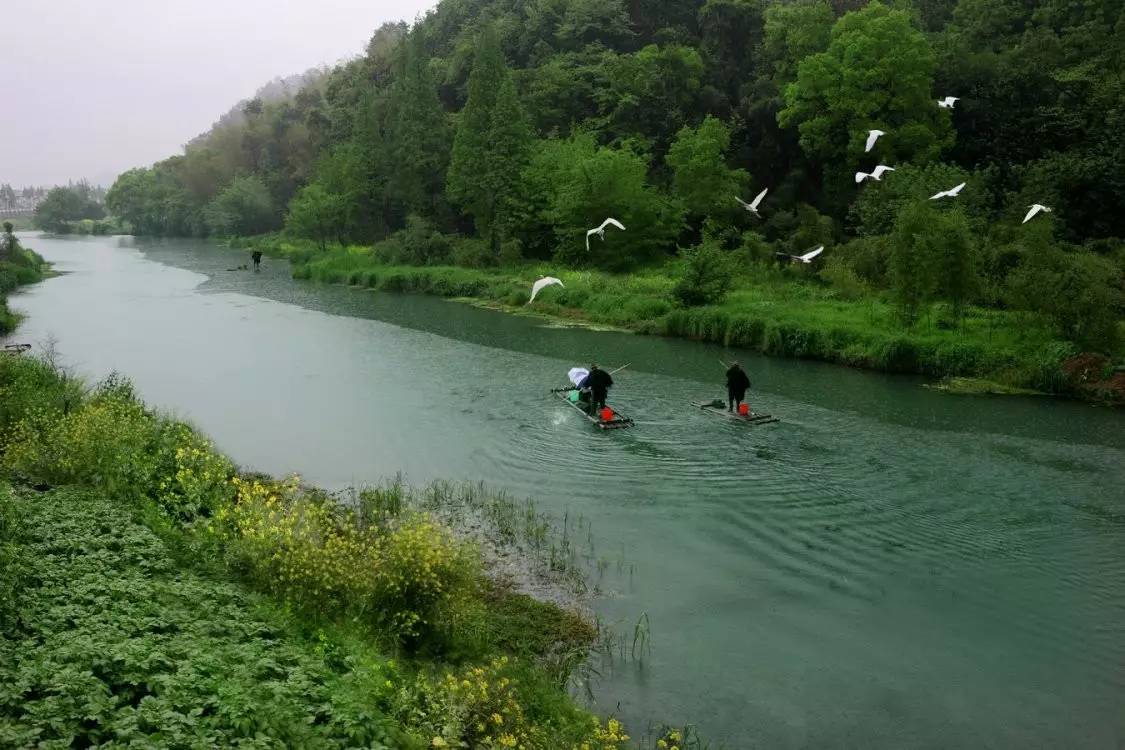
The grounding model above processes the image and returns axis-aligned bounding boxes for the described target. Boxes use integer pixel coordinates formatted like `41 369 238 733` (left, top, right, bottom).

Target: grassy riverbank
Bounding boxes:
240 236 1123 400
0 233 48 335
0 353 682 748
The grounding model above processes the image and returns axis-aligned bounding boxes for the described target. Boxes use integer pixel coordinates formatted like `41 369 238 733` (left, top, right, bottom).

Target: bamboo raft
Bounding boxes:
551 388 635 430
692 400 779 425
1 344 31 356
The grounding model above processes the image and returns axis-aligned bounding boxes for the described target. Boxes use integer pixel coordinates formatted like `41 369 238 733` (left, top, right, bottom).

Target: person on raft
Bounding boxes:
584 363 614 414
251 250 263 271
726 361 751 412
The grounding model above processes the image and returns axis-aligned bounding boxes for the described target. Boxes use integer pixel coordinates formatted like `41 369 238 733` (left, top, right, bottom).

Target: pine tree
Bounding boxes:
483 75 533 252
388 36 451 218
447 27 507 233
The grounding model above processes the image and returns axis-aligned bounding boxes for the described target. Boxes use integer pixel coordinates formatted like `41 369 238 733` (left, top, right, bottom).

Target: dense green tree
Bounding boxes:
202 176 276 237
447 27 507 234
33 187 104 232
890 200 977 322
520 133 682 269
285 184 347 251
483 76 534 250
666 116 748 225
779 2 952 194
388 36 451 217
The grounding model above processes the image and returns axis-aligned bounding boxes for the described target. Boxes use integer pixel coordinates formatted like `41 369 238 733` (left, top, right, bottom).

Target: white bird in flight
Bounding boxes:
528 276 564 303
585 218 626 250
855 165 896 183
1022 204 1052 224
937 96 960 109
930 182 966 200
776 245 825 264
735 187 769 217
865 129 885 153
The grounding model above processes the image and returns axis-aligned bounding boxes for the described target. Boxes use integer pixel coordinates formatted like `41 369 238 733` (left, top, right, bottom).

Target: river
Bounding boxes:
7 233 1125 748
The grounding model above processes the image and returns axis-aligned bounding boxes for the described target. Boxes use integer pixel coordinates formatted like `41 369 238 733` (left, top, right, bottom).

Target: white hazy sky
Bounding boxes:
1 0 436 187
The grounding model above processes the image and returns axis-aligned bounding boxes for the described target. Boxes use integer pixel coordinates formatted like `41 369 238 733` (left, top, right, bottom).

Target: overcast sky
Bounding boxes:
1 0 436 188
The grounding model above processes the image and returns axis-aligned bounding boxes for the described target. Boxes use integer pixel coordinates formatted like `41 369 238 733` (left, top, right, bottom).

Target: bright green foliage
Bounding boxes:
202 175 276 237
890 201 977 322
521 133 682 269
779 2 952 174
666 116 749 224
286 183 347 251
672 242 736 307
0 488 400 748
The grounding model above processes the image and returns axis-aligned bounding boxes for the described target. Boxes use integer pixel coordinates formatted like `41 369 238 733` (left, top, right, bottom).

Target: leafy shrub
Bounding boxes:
819 258 869 300
1005 246 1123 352
154 424 235 521
452 237 496 268
671 243 735 306
217 476 480 648
2 386 158 500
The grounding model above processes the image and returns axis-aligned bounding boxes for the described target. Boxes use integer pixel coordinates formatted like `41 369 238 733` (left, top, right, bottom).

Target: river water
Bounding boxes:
7 233 1125 748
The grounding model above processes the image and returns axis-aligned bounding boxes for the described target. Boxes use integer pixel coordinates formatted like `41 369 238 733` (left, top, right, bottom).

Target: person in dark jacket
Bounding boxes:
584 363 614 413
251 250 263 270
726 362 751 412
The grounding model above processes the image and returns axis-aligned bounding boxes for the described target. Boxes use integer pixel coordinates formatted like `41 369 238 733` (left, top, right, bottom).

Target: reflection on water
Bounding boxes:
8 233 1125 748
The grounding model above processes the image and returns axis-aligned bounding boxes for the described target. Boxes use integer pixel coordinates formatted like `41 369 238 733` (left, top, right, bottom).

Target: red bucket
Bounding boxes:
600 407 614 422
738 403 750 416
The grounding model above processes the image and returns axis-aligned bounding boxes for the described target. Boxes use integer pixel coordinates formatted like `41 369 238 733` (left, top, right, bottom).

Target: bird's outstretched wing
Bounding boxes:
748 187 769 211
585 230 594 251
602 218 626 232
872 165 895 178
865 130 884 152
1022 205 1049 224
799 246 825 263
855 172 870 184
735 196 752 210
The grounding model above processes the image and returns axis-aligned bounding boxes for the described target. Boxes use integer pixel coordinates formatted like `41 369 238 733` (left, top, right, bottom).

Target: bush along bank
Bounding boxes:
238 235 1122 403
0 225 48 335
0 354 675 748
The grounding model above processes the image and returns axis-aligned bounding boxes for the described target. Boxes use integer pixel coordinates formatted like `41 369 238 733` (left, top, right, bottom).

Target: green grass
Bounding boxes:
248 236 1085 395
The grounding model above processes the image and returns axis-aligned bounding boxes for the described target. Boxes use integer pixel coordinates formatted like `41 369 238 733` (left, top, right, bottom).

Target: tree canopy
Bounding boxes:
106 0 1125 352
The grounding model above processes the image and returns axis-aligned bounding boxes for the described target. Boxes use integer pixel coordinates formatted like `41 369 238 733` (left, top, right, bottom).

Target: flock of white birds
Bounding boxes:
528 95 1053 303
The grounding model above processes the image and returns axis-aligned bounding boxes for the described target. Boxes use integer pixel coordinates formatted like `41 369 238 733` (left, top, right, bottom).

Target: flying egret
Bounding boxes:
528 276 564 303
930 182 966 200
856 165 896 183
735 187 769 217
865 129 885 153
585 218 626 251
1022 204 1052 224
775 245 825 264
937 96 960 109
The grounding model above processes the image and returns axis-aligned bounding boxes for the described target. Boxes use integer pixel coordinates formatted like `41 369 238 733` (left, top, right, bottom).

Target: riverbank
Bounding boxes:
0 352 676 748
238 236 1124 404
0 234 48 334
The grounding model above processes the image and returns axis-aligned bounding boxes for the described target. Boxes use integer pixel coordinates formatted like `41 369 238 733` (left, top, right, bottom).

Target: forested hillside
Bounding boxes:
108 0 1124 358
